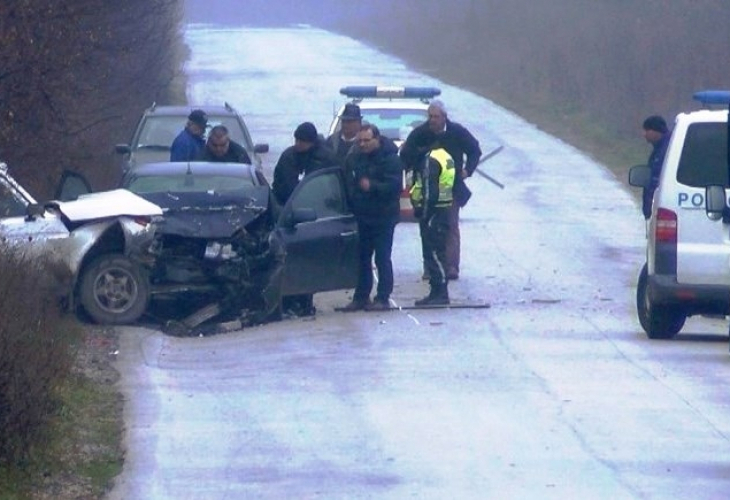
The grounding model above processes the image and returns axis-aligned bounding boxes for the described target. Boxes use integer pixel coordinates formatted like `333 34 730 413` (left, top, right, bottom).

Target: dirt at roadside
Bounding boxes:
34 326 123 500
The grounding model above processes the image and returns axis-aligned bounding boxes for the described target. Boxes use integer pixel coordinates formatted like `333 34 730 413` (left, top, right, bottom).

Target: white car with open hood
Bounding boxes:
0 162 162 324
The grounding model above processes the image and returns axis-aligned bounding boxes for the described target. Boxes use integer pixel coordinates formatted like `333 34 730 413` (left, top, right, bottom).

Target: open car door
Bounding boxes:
275 167 359 296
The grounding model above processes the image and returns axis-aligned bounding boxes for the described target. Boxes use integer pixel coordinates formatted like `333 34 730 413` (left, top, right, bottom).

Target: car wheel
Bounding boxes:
636 263 685 339
79 254 150 325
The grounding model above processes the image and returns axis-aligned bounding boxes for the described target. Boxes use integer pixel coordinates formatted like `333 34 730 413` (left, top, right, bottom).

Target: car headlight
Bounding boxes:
204 242 237 260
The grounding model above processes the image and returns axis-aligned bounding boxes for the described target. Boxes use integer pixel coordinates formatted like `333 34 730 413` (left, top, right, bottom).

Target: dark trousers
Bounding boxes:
353 220 397 302
445 202 460 275
421 202 459 276
419 208 450 286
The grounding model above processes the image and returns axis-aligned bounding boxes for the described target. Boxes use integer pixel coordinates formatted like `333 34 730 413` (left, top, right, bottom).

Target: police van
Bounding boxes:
329 85 441 220
629 90 730 339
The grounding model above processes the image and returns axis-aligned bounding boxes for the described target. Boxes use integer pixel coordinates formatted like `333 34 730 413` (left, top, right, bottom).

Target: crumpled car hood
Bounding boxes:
52 189 163 221
141 187 271 238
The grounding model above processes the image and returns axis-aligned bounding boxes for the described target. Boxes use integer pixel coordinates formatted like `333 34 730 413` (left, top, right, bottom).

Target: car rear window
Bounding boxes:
676 122 729 187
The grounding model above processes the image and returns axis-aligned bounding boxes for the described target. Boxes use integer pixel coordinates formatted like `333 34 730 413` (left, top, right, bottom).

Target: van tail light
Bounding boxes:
655 208 677 243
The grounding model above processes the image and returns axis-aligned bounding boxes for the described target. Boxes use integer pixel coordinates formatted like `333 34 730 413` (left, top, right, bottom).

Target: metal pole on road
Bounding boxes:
472 145 505 189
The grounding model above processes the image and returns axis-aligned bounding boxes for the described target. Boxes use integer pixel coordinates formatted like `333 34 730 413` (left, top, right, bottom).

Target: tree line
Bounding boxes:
186 0 730 169
0 0 185 198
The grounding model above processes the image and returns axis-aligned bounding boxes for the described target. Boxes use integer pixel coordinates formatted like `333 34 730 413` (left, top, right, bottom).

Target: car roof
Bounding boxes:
142 104 240 117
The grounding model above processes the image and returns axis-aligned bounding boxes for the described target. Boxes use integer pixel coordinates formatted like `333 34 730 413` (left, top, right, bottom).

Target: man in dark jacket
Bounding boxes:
272 122 339 205
170 109 208 161
340 123 403 311
326 103 362 164
400 100 481 280
197 125 252 164
641 115 671 219
272 122 338 317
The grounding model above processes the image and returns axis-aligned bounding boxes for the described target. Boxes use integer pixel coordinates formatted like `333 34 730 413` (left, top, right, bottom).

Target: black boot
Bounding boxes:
415 283 450 306
415 288 436 306
429 283 450 305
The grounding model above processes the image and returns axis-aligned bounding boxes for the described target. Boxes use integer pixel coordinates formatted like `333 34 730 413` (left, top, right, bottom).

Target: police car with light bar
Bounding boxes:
629 89 730 339
329 85 441 220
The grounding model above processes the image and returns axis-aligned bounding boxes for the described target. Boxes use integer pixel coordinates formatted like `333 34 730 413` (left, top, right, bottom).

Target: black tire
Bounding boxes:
79 254 150 325
636 264 685 339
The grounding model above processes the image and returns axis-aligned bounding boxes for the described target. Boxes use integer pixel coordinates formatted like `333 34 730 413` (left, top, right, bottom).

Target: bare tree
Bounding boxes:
0 0 184 197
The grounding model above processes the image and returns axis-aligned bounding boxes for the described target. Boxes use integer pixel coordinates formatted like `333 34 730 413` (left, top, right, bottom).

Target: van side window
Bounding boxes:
676 122 729 187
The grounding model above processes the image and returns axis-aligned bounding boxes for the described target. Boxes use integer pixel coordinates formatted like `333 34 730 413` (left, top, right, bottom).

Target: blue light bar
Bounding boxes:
340 86 441 100
693 90 730 105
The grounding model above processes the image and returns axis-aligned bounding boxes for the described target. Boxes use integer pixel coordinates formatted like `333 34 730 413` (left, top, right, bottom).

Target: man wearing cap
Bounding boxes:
272 121 338 206
170 109 208 162
401 100 481 281
326 103 362 164
198 124 252 164
641 115 671 219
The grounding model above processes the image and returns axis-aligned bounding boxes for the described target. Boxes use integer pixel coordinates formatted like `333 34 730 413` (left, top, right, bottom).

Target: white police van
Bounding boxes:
329 85 441 220
629 90 730 339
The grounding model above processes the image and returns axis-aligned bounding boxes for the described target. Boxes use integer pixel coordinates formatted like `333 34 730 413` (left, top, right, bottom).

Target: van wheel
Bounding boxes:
636 264 685 339
79 254 150 325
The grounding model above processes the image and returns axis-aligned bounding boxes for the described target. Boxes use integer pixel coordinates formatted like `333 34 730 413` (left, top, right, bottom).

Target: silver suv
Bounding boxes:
115 103 269 171
629 90 730 339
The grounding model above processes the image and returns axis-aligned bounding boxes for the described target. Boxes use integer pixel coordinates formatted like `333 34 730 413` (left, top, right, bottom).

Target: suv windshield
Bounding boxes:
676 122 729 187
134 115 253 150
126 173 255 194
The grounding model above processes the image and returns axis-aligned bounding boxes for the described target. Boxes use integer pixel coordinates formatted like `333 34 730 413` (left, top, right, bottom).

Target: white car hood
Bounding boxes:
55 189 162 222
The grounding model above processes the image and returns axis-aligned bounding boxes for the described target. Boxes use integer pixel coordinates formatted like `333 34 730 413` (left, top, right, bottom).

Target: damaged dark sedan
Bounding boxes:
120 162 359 327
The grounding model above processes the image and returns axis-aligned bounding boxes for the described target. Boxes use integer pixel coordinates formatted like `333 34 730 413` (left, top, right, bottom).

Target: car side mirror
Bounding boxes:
705 185 728 222
24 203 45 220
115 144 131 155
289 207 317 226
254 143 269 154
628 164 651 188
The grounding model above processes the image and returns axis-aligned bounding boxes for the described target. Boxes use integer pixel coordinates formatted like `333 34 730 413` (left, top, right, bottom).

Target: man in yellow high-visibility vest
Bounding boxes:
410 147 455 305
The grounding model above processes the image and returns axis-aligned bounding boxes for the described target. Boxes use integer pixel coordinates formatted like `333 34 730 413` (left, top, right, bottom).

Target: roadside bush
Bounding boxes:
0 246 81 465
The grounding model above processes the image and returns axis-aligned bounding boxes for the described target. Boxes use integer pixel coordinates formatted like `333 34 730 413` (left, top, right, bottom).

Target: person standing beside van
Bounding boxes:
641 115 671 219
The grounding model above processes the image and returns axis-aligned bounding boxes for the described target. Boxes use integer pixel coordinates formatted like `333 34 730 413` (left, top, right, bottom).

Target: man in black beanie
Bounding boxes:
641 115 671 219
272 122 338 317
272 122 338 205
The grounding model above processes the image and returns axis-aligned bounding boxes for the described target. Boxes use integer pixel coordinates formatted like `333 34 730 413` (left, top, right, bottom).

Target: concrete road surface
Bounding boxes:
108 25 730 500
